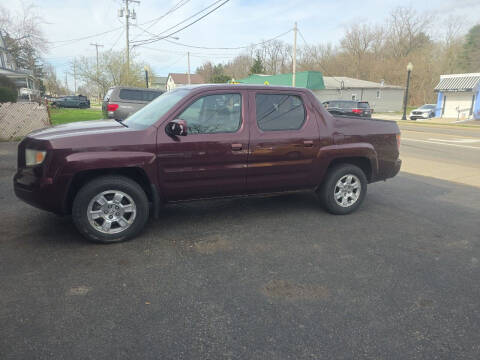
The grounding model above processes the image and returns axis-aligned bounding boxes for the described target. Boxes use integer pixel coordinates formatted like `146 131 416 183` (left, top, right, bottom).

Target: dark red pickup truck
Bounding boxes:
14 85 401 243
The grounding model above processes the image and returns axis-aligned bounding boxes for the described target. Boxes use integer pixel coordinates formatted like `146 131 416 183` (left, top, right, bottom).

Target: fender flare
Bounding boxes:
318 143 378 180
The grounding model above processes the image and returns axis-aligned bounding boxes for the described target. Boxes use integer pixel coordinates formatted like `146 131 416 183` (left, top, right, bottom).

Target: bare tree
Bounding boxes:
385 6 432 58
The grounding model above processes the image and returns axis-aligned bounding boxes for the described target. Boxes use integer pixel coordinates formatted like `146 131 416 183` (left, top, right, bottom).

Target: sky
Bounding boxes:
4 0 480 90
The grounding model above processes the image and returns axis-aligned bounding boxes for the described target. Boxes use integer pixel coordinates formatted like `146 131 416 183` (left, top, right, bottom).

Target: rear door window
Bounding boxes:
358 102 370 109
119 89 162 102
144 91 162 101
119 89 143 101
255 94 305 131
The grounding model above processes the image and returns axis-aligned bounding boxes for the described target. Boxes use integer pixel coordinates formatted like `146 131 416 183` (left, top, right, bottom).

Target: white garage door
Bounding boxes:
443 92 474 118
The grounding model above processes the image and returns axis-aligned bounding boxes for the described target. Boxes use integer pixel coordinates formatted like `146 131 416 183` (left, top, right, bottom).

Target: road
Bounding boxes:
1 131 480 359
399 123 480 187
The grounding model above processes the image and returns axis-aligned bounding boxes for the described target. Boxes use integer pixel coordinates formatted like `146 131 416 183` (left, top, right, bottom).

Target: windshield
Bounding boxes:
123 89 191 129
420 104 435 109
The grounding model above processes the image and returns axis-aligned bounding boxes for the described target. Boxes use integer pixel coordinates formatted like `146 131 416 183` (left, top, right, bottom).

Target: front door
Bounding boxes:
247 91 320 193
156 91 249 200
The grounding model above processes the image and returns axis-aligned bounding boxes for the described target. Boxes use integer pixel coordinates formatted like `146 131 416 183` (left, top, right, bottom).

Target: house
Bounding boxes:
319 76 404 112
434 73 480 120
238 71 404 112
166 73 204 91
150 76 167 90
0 32 40 100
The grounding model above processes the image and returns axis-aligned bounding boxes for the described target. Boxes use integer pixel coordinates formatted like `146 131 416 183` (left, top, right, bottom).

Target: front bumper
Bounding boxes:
14 168 69 214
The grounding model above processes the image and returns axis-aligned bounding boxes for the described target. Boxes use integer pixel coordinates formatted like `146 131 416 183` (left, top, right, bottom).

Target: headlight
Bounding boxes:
25 149 46 166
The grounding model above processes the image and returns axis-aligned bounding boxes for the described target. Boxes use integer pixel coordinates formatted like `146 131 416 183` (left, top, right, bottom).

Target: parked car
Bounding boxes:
102 86 164 120
322 100 373 118
51 95 90 108
14 85 401 243
410 104 436 120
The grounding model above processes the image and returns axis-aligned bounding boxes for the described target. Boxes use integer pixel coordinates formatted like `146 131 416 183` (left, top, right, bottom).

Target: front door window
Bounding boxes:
178 93 242 134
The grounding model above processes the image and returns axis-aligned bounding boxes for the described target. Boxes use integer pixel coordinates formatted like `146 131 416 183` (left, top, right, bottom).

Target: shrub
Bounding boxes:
0 87 17 103
0 75 16 92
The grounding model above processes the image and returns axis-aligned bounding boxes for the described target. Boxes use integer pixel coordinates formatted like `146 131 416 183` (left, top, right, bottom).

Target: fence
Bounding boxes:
0 102 50 141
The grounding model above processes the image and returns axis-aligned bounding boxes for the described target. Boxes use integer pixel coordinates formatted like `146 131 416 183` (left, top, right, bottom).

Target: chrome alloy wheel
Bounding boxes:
87 190 137 234
334 174 361 208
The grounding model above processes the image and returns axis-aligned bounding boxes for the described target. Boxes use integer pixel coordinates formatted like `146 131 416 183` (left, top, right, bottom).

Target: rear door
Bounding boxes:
156 90 249 200
247 90 320 193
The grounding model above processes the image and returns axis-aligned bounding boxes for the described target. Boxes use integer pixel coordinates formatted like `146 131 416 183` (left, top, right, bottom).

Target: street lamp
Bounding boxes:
144 66 149 88
401 62 413 120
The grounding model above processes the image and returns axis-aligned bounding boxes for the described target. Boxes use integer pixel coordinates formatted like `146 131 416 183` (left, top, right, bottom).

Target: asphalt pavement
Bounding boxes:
1 138 480 359
399 123 480 187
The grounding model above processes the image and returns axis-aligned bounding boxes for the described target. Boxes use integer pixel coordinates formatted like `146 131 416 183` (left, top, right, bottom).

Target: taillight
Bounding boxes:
352 108 362 114
396 133 401 148
107 103 119 112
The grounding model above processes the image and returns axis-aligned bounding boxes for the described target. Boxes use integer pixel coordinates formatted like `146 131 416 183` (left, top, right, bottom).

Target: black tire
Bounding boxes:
319 164 367 215
72 176 149 243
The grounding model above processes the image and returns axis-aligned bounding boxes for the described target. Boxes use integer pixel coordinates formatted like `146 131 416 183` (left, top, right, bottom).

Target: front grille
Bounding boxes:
412 111 422 115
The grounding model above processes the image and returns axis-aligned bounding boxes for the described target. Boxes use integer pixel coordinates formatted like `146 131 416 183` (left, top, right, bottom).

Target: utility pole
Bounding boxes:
73 60 77 94
119 0 140 85
187 51 191 85
64 71 68 94
90 43 104 101
292 22 297 87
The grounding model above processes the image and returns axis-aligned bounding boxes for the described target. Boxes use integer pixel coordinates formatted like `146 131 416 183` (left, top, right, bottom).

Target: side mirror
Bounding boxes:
166 119 188 137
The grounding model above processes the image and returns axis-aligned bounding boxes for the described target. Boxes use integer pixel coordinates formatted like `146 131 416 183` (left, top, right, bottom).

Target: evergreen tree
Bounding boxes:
249 55 264 75
459 24 480 72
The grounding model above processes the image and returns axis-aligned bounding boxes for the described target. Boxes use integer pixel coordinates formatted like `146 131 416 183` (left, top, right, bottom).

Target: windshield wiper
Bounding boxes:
114 118 128 128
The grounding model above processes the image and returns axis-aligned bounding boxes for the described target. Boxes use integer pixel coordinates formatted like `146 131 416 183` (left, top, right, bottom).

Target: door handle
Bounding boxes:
303 140 314 147
231 143 243 151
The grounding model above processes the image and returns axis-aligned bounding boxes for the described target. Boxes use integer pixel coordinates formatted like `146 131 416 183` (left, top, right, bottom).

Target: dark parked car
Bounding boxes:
14 85 401 243
322 100 373 118
409 104 436 120
102 86 164 120
51 95 90 108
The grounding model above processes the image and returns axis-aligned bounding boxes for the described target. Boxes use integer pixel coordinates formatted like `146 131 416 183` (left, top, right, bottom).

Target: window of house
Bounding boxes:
255 94 305 131
351 94 357 101
178 93 242 134
376 90 381 99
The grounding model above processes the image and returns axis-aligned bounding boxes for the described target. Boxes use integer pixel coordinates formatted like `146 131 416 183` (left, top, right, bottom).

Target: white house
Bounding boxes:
314 77 405 112
166 73 204 91
0 32 40 100
434 73 480 120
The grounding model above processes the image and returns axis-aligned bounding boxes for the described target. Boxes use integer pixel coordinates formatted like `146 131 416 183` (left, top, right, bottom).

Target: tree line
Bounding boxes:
197 7 480 106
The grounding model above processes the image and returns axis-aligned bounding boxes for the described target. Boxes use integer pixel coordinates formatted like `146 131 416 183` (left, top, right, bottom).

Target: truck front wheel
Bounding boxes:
319 164 367 215
72 176 149 243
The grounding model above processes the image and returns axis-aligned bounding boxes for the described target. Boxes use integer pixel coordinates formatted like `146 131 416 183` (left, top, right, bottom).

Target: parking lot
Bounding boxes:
1 125 480 359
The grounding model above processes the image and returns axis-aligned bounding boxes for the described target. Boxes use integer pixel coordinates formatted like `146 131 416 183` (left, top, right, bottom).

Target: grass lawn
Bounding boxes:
50 107 103 126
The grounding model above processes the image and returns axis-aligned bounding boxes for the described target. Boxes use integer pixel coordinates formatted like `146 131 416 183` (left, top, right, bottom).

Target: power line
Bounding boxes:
137 29 292 50
48 27 122 46
297 27 343 85
108 29 125 52
142 0 191 31
131 0 231 46
133 0 224 41
47 0 189 46
130 0 191 41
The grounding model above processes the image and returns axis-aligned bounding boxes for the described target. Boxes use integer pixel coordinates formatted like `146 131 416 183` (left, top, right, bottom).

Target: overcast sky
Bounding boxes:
5 0 480 88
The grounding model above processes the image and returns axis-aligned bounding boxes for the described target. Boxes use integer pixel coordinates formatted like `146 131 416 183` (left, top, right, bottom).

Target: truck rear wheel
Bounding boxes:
72 176 149 243
319 164 367 215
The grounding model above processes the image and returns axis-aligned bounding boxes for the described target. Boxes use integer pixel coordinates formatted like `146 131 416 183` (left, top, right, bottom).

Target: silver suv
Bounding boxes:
102 86 164 120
